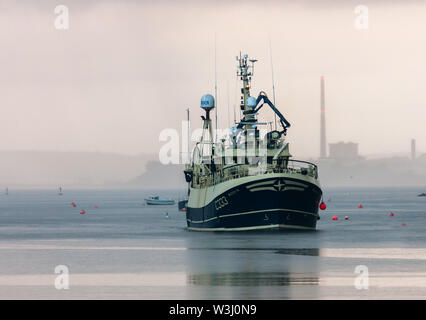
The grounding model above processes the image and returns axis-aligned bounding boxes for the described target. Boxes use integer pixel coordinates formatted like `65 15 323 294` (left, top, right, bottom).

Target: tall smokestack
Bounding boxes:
320 76 327 158
411 138 416 160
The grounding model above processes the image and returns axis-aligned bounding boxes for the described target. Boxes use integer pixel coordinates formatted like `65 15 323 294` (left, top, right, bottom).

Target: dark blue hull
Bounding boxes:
186 177 322 231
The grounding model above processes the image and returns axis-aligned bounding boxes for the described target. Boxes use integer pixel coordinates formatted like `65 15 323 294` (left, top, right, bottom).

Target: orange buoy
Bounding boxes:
79 210 86 214
389 213 394 217
332 216 338 220
358 204 363 209
319 202 327 210
328 198 332 202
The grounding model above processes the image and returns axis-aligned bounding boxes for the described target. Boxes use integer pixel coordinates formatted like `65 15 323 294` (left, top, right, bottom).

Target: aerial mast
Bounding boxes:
199 94 215 158
186 108 190 163
236 53 257 131
214 36 218 143
269 38 278 130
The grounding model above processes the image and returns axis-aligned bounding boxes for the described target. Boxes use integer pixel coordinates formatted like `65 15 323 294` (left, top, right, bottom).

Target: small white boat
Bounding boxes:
144 196 175 205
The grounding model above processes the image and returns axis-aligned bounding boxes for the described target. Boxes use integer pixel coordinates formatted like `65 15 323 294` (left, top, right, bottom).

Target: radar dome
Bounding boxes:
246 96 257 108
200 94 215 111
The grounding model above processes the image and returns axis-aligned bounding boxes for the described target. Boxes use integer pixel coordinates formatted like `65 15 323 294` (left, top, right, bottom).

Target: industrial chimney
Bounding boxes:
411 139 416 160
320 76 327 158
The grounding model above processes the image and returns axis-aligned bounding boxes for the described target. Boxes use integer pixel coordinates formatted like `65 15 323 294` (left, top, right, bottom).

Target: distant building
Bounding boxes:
328 142 359 159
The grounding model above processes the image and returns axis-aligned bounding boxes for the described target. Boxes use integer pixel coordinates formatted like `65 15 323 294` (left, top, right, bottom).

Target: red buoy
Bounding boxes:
358 204 363 209
401 223 406 227
71 202 76 207
94 205 99 209
319 202 327 210
141 202 146 206
389 213 394 217
80 210 86 214
345 216 349 220
332 216 338 220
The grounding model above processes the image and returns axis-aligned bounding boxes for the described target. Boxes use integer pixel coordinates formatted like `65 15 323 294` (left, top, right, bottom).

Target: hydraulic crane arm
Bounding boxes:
237 92 291 134
254 92 291 132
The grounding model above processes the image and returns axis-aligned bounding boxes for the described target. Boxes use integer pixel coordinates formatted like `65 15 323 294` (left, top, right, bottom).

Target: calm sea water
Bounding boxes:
0 187 425 299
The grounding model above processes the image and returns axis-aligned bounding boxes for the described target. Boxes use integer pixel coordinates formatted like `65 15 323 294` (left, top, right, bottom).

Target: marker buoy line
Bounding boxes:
332 216 338 221
80 210 86 214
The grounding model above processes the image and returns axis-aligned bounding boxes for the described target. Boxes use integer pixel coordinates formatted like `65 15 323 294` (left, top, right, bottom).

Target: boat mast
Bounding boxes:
185 108 191 196
186 108 190 162
214 36 218 143
269 38 278 130
236 53 256 131
199 94 215 158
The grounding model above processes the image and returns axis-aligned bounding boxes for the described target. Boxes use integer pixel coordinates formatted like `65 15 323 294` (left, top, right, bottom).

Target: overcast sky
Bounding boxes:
0 0 425 158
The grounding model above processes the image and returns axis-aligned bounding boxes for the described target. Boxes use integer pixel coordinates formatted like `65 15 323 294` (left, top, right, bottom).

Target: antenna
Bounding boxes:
227 80 230 128
214 35 218 143
233 75 238 124
269 37 277 130
186 108 190 163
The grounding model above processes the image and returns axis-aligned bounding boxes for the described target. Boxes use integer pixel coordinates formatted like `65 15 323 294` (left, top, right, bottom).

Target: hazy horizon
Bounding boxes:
0 150 424 189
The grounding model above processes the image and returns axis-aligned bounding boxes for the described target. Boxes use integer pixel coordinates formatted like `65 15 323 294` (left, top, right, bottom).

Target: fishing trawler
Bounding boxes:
183 53 323 231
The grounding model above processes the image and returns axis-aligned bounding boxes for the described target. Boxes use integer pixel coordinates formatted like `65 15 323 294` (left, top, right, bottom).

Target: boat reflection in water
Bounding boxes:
183 235 321 299
187 271 319 287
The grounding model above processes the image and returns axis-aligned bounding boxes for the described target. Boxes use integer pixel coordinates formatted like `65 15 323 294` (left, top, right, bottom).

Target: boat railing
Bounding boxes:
193 159 318 188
